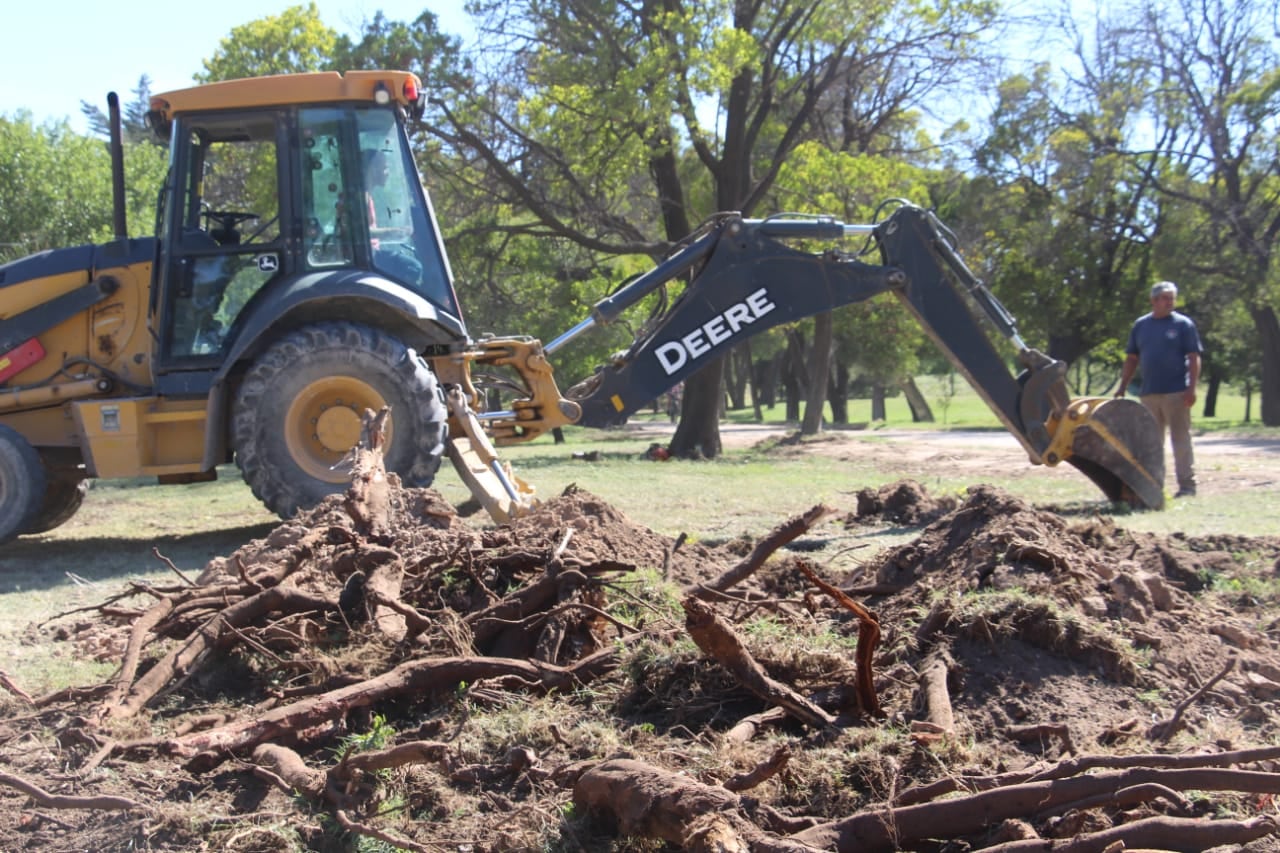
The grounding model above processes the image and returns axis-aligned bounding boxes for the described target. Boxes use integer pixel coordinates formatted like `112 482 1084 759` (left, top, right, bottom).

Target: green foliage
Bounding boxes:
0 113 165 261
767 143 932 387
336 713 397 759
957 40 1161 366
330 9 466 89
196 2 337 82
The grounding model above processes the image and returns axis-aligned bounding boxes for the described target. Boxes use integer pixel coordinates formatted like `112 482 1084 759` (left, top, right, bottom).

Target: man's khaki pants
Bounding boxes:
1140 392 1196 493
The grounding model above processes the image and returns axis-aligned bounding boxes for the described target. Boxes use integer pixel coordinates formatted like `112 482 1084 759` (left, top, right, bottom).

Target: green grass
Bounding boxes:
710 373 1268 433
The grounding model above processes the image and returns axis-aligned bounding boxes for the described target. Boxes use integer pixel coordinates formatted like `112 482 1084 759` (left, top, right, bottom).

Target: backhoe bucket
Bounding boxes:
1042 397 1166 510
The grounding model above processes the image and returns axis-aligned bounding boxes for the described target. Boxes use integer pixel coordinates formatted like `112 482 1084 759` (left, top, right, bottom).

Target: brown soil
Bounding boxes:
3 447 1280 851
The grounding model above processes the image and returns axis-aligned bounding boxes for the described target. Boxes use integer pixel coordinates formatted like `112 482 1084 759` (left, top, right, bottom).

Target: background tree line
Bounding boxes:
1 0 1276 447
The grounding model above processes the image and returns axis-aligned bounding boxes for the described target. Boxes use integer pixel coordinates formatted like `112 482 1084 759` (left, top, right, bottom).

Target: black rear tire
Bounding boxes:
0 425 47 545
231 322 447 519
24 467 88 535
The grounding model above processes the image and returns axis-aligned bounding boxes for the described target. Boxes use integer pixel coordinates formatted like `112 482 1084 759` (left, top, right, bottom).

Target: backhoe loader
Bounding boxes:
0 70 1166 544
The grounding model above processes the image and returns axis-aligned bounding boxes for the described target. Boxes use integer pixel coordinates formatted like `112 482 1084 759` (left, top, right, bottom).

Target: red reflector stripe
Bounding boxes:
0 338 46 383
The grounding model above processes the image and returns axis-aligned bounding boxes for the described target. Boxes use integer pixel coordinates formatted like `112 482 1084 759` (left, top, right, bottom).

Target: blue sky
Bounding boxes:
0 1 472 131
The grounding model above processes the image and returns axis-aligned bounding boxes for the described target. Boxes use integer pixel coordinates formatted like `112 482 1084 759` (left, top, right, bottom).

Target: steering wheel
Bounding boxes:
202 208 259 245
202 209 259 230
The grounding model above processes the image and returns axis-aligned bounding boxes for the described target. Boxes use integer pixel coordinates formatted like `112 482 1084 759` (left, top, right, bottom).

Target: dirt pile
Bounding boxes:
854 483 1280 750
3 464 1280 852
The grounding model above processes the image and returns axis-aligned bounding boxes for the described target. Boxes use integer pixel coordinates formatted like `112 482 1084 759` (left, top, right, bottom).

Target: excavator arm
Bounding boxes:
445 202 1165 520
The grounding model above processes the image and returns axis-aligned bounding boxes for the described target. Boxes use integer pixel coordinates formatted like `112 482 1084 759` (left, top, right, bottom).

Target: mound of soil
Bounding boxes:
4 467 1280 852
859 484 1280 750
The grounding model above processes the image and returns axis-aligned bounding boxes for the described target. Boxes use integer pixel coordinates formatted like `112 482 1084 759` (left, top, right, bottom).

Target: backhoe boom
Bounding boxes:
465 202 1165 516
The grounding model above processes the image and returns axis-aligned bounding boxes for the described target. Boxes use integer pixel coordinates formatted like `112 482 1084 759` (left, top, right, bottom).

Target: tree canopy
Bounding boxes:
4 0 1278 425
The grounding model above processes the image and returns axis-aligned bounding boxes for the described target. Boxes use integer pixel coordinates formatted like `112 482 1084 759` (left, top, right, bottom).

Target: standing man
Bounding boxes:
1115 281 1203 498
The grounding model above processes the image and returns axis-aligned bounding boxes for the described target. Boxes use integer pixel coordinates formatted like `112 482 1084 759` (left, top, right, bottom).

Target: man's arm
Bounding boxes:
1184 352 1200 407
1115 353 1139 398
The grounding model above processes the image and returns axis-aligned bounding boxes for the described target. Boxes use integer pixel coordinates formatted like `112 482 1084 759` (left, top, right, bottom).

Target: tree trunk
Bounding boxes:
725 344 750 411
800 313 833 435
755 354 781 409
1203 371 1220 419
900 376 934 422
870 385 886 421
746 339 763 422
1047 328 1087 365
669 359 725 459
783 331 807 422
828 363 850 424
1252 305 1280 427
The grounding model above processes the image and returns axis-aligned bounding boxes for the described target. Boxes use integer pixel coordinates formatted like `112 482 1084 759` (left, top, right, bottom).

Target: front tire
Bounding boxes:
0 425 47 545
232 322 447 519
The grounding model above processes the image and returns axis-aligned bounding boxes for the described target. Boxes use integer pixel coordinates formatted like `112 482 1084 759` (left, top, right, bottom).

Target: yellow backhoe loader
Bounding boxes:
0 70 1166 544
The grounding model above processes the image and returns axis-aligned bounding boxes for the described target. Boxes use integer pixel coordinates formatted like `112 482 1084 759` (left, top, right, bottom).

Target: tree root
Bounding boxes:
980 814 1276 852
683 595 835 730
0 770 143 812
168 648 620 767
793 766 1280 852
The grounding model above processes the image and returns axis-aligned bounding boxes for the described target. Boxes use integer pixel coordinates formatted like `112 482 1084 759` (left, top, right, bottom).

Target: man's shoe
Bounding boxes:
1174 487 1197 498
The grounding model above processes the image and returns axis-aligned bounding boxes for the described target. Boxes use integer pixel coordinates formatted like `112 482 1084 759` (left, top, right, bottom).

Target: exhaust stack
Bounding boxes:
107 92 127 240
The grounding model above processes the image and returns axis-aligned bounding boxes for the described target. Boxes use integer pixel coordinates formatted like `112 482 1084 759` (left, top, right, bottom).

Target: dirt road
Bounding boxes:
626 421 1280 502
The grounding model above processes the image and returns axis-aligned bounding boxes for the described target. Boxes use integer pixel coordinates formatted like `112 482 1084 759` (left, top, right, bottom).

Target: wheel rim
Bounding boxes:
284 376 392 482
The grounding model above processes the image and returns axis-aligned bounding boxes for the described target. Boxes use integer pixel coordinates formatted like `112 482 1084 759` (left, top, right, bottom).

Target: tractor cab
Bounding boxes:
146 72 464 370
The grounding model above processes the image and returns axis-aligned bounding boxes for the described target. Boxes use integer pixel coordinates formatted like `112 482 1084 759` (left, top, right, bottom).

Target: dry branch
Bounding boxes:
895 743 1280 807
691 504 835 598
724 707 789 745
683 595 835 730
101 595 176 714
1148 655 1237 742
723 745 791 792
342 409 394 538
0 669 34 705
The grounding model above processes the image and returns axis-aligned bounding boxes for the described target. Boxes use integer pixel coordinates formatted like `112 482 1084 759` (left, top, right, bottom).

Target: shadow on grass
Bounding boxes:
0 521 280 594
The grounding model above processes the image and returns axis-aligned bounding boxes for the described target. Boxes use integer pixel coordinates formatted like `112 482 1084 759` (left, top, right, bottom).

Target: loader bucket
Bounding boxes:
1042 397 1166 510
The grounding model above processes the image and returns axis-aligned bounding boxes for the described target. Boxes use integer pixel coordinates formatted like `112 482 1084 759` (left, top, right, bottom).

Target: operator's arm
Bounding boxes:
1115 353 1139 398
1184 352 1201 407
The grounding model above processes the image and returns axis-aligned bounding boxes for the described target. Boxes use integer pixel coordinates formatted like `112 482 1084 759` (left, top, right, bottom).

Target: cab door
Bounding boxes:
157 110 289 368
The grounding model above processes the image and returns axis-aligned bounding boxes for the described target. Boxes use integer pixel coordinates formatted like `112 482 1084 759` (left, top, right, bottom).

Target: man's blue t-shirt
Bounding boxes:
1125 311 1203 395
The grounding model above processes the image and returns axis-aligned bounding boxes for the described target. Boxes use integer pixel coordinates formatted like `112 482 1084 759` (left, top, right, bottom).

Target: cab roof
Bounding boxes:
147 70 423 138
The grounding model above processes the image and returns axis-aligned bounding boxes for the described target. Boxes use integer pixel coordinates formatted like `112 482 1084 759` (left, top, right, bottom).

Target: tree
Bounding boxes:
424 0 997 458
1134 0 1280 425
196 2 337 81
958 5 1166 368
768 142 933 433
80 76 156 144
0 114 165 261
330 10 465 90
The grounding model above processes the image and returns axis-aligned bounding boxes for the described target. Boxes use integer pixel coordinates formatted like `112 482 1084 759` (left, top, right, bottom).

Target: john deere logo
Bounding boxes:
654 287 777 376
